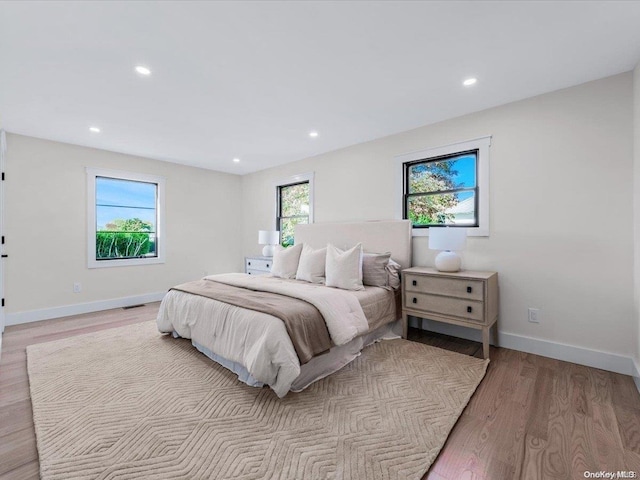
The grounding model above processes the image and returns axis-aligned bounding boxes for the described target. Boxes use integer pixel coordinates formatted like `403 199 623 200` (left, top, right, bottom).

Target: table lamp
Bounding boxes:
428 227 467 272
258 230 280 257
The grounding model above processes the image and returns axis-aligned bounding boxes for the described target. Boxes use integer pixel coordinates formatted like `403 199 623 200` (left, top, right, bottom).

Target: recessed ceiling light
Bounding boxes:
233 158 240 163
135 65 151 76
309 131 319 138
89 126 101 133
463 78 477 86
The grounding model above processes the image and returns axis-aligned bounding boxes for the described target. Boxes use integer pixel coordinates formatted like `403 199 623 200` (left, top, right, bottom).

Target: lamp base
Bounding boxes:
434 250 461 272
262 244 276 257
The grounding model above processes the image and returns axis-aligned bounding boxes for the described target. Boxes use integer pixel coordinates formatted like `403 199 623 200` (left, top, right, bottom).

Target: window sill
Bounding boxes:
88 256 165 269
411 227 489 237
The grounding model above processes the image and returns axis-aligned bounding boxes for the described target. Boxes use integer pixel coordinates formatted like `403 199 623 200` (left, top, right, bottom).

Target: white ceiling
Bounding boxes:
1 1 640 175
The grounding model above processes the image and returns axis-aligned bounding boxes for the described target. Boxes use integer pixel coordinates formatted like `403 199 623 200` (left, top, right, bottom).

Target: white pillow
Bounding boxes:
325 243 364 291
296 244 326 284
270 243 303 279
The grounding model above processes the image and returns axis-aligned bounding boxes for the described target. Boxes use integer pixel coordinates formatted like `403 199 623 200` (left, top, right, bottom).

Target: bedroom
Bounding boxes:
1 1 640 479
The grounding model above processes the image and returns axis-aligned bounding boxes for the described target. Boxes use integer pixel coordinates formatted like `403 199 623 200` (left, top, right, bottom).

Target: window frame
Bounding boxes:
404 149 479 229
394 136 491 237
86 167 166 268
274 172 315 246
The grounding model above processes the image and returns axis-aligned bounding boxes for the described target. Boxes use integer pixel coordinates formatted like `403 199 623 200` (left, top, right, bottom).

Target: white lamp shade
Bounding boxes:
428 227 467 251
258 230 280 245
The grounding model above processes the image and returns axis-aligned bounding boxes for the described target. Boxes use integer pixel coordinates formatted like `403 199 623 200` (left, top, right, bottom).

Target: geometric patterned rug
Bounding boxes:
27 321 488 480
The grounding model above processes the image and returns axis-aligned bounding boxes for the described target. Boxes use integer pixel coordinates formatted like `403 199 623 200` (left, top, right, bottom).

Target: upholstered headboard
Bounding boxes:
295 220 412 270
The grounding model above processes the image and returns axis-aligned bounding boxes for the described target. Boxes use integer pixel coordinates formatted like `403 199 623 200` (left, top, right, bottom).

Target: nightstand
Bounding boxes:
245 256 273 275
401 267 498 359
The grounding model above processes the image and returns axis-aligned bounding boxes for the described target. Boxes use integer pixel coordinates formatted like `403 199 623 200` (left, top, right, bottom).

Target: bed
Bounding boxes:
157 220 412 397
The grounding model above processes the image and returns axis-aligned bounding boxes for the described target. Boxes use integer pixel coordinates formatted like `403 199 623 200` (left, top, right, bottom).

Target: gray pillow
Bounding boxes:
386 258 402 289
362 252 391 287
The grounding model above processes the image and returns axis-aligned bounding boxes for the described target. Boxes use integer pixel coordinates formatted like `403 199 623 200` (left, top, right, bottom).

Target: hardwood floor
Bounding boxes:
413 329 640 480
1 305 639 480
0 305 160 480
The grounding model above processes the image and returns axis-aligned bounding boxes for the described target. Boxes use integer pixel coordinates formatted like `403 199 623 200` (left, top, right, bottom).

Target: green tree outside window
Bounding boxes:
277 182 309 247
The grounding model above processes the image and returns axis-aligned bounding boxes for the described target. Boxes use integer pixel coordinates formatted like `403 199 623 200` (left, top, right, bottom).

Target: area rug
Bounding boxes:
27 321 488 480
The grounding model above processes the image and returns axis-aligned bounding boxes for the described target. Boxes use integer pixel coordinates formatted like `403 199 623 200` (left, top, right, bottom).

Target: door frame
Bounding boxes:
1 130 6 335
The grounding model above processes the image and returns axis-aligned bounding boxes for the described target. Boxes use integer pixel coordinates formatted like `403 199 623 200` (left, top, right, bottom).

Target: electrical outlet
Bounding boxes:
528 308 540 323
73 282 82 293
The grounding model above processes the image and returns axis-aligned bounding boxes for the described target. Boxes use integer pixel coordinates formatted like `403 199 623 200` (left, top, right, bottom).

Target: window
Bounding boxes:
276 172 314 247
395 136 490 236
87 168 165 268
405 151 478 227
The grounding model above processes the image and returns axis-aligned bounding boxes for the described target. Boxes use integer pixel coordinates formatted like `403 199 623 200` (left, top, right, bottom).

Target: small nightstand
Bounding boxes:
245 256 273 275
401 267 498 359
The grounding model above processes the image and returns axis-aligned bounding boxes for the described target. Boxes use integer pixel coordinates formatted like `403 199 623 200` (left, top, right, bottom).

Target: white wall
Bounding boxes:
634 63 640 374
5 134 243 317
242 73 635 359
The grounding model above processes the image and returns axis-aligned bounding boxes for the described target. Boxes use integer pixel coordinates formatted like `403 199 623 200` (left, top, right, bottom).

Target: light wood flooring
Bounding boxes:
0 304 639 480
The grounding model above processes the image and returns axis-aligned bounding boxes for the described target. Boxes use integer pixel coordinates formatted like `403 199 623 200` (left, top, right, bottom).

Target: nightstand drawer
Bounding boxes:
246 269 270 276
404 274 484 301
245 258 272 272
405 292 485 323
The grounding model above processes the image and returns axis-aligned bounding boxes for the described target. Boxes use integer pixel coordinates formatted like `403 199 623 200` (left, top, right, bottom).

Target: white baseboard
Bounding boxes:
5 292 166 326
414 318 640 379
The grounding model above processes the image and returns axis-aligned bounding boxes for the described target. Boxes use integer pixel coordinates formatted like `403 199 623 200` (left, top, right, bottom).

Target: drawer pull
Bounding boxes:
412 297 417 304
467 286 472 293
248 272 252 275
248 261 251 266
467 306 472 313
266 264 270 268
412 280 417 286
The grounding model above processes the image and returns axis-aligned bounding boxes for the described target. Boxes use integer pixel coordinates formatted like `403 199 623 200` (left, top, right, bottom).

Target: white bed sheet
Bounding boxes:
158 289 300 397
187 320 400 394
